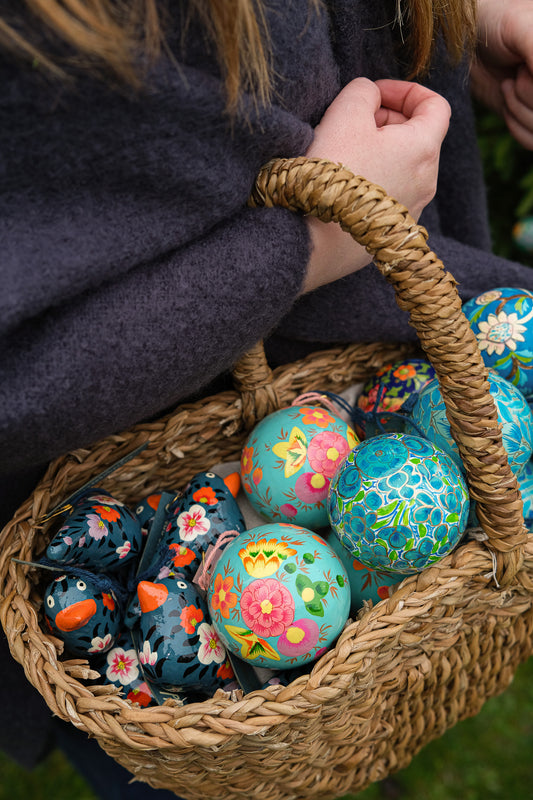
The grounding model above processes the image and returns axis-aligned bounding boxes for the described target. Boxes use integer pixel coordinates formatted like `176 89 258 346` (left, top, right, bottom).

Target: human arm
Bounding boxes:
471 0 533 149
303 78 452 292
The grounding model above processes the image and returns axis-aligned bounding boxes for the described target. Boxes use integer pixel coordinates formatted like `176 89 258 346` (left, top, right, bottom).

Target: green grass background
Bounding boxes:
2 110 533 799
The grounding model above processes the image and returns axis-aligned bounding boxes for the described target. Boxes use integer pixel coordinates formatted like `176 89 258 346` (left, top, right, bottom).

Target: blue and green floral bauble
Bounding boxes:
462 287 533 400
327 433 470 574
240 405 358 529
409 370 533 477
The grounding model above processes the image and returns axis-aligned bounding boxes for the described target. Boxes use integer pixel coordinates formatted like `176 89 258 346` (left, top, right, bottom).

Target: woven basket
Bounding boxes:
2 157 533 800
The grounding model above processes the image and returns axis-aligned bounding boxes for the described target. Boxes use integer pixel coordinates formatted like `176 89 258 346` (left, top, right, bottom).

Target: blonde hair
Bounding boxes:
0 1 476 108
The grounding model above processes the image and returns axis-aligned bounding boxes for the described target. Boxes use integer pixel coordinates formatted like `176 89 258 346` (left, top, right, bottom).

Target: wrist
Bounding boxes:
302 215 372 294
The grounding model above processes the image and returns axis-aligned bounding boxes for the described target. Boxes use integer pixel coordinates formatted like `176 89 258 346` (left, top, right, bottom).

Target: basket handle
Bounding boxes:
247 156 527 586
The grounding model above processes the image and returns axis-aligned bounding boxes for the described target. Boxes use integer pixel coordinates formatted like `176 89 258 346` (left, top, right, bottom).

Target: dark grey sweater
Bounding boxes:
1 0 533 771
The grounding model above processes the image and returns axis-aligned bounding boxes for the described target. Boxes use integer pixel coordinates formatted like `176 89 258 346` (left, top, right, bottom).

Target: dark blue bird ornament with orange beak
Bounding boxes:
43 572 123 657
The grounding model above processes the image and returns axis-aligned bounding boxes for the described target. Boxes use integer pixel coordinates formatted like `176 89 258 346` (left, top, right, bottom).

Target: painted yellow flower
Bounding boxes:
477 311 527 356
272 426 307 477
239 538 298 577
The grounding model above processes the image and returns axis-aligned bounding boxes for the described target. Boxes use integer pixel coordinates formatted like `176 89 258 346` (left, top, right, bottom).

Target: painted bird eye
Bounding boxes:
136 505 144 514
46 596 55 609
76 580 87 591
205 472 215 478
176 581 188 590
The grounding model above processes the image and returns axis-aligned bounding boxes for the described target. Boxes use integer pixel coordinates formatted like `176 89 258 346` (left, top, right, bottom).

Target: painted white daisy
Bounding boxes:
177 504 211 541
477 311 527 356
106 647 139 685
197 623 226 665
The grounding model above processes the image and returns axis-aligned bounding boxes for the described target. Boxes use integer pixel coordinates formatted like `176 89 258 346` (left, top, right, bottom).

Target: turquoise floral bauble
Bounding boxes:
240 405 358 529
517 458 533 530
327 433 470 574
325 530 406 614
409 370 533 477
462 287 533 400
207 524 351 669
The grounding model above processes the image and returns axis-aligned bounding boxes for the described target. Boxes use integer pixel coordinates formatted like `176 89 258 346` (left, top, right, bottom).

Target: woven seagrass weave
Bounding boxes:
1 157 532 800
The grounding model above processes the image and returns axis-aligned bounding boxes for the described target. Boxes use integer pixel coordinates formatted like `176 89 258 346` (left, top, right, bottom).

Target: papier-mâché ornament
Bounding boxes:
208 523 351 669
328 433 470 574
241 405 358 529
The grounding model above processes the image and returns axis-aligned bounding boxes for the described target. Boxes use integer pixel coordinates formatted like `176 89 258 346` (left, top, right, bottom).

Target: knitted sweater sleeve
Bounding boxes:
0 66 320 475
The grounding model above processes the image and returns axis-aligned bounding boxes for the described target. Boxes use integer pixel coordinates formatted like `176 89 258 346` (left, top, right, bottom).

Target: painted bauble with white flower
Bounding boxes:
207 523 351 669
43 573 123 657
134 572 235 695
45 488 144 572
240 405 358 530
409 371 533 478
463 287 533 400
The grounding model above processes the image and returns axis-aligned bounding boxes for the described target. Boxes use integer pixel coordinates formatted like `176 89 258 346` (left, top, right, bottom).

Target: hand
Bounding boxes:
472 0 533 149
302 77 451 293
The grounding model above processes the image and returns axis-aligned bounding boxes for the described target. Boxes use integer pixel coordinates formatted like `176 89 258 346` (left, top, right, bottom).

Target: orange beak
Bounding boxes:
223 472 241 498
137 581 169 613
55 598 97 632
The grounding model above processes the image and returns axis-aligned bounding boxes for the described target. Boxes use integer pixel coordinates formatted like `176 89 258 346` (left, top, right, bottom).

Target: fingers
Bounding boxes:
376 79 451 143
502 66 533 150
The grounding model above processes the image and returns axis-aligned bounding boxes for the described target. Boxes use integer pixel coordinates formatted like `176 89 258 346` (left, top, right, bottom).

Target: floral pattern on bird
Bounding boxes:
328 433 470 574
463 287 533 399
43 574 123 658
240 406 358 529
208 524 351 668
152 471 246 581
136 575 234 695
45 489 143 572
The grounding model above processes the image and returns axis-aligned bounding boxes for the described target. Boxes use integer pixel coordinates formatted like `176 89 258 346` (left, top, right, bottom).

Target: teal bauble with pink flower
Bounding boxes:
240 405 358 530
207 524 351 669
462 287 533 400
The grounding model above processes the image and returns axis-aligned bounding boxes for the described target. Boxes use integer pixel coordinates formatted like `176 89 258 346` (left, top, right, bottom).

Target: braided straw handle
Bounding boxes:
248 156 528 586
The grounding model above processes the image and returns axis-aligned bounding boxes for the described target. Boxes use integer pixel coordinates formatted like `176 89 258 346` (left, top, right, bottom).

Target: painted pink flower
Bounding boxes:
294 471 329 503
138 640 158 666
106 646 139 685
240 579 294 638
88 633 113 653
116 541 132 559
307 431 350 478
277 618 320 657
177 504 211 541
86 513 109 541
279 503 298 518
197 623 226 664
